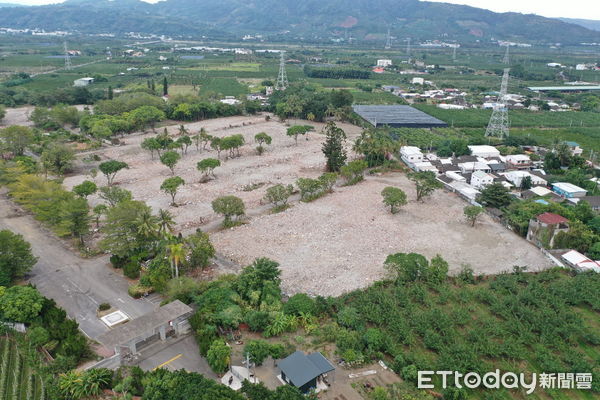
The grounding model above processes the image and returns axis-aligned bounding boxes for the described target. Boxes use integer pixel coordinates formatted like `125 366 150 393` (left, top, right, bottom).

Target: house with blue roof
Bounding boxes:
277 351 335 393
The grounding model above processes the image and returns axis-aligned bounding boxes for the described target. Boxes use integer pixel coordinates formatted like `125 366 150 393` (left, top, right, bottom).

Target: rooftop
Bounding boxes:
527 86 600 92
553 182 587 193
536 212 568 225
278 351 334 388
352 105 448 128
97 300 193 349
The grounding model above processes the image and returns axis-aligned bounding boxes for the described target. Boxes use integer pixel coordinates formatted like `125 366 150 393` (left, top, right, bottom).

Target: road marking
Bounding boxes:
118 298 125 303
153 354 183 371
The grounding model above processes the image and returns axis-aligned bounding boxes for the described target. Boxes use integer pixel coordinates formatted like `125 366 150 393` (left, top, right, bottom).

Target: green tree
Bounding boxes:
407 171 443 202
212 196 245 227
127 106 166 131
99 200 156 257
99 186 132 207
353 129 401 167
157 208 175 236
0 285 44 322
0 229 37 287
98 160 128 186
254 132 272 155
40 143 75 176
322 122 347 172
58 369 112 399
264 184 294 210
177 135 192 155
72 180 97 198
185 231 215 270
286 125 312 145
381 186 407 214
163 76 169 96
463 205 484 227
476 182 512 208
60 197 91 245
520 176 532 191
141 137 161 159
384 252 429 283
0 105 5 122
197 158 221 179
340 159 368 185
296 177 323 201
0 125 34 155
28 326 50 347
206 339 230 374
160 151 181 175
161 176 185 206
92 204 107 228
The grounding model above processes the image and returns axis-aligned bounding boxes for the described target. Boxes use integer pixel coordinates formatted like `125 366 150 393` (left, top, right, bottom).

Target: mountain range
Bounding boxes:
0 0 599 44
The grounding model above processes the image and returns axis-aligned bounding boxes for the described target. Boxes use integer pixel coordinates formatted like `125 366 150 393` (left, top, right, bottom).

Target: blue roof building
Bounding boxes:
277 351 335 393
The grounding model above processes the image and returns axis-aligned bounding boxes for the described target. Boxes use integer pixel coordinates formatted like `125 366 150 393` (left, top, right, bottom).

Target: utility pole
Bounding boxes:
485 68 511 139
275 51 288 91
63 41 72 70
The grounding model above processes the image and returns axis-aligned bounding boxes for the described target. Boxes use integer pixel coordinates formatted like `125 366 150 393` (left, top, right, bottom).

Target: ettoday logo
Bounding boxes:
417 370 593 394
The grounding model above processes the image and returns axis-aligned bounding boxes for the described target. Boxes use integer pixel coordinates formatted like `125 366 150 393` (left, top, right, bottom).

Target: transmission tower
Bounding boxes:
452 45 457 62
384 28 392 49
275 51 288 91
63 41 72 70
485 68 510 139
502 44 510 64
405 37 411 56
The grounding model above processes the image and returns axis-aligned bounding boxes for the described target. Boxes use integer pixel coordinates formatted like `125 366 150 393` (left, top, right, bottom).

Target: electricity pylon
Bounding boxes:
63 41 72 70
384 28 392 49
275 51 288 90
485 68 510 139
502 44 510 64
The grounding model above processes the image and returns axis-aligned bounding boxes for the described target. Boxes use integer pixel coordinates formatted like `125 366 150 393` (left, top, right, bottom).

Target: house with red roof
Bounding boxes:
526 212 569 248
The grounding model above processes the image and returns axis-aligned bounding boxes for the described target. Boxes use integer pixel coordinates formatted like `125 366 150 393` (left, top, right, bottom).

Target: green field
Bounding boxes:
0 337 46 400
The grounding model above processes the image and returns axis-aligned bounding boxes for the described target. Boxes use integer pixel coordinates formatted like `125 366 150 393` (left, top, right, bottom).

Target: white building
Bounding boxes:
413 161 438 173
505 154 532 169
411 77 425 85
552 182 587 198
470 171 494 189
458 161 491 174
377 59 392 67
73 77 94 87
502 171 547 187
468 145 500 158
564 141 583 156
561 250 600 273
400 146 424 164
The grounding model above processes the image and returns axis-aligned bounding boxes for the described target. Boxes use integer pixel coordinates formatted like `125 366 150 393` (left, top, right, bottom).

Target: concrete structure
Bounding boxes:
505 154 532 170
502 171 547 187
376 59 392 67
564 141 583 156
552 182 587 198
412 77 425 85
527 212 569 248
277 351 335 394
470 170 494 189
221 366 259 391
567 196 600 211
97 300 193 362
561 250 600 273
400 146 424 164
73 77 94 87
468 145 500 158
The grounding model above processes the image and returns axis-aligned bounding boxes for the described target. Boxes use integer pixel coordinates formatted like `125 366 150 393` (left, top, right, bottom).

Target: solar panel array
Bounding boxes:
353 105 448 128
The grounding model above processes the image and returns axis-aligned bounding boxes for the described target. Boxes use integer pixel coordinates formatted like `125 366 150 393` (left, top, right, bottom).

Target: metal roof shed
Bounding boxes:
352 105 448 128
278 351 335 393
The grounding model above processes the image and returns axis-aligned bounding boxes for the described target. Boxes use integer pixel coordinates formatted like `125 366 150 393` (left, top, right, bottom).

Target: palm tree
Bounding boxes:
167 243 186 278
134 209 158 240
157 208 175 237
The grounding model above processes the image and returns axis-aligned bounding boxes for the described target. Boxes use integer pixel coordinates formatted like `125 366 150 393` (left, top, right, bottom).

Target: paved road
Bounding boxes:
0 193 156 340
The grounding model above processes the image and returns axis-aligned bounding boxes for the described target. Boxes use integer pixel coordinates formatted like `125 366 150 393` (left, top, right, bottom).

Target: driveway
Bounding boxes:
0 193 156 340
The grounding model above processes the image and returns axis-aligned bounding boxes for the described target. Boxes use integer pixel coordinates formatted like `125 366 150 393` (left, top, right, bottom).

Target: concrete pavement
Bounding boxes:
0 193 156 340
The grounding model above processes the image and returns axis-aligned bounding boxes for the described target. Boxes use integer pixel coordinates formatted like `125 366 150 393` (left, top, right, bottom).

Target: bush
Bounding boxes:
110 254 128 269
337 306 362 329
245 310 272 332
123 261 141 279
283 293 316 316
98 302 111 312
127 284 152 298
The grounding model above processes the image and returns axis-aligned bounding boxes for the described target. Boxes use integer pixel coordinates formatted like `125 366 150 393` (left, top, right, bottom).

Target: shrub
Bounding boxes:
337 306 362 329
98 303 111 312
123 261 141 279
283 293 316 316
245 310 272 332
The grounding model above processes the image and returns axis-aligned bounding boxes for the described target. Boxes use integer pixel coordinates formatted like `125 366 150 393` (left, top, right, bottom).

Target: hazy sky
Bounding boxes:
6 0 600 20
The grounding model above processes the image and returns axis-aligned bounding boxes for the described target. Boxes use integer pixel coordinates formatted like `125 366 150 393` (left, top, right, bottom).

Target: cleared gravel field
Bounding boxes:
64 115 362 231
211 173 556 297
